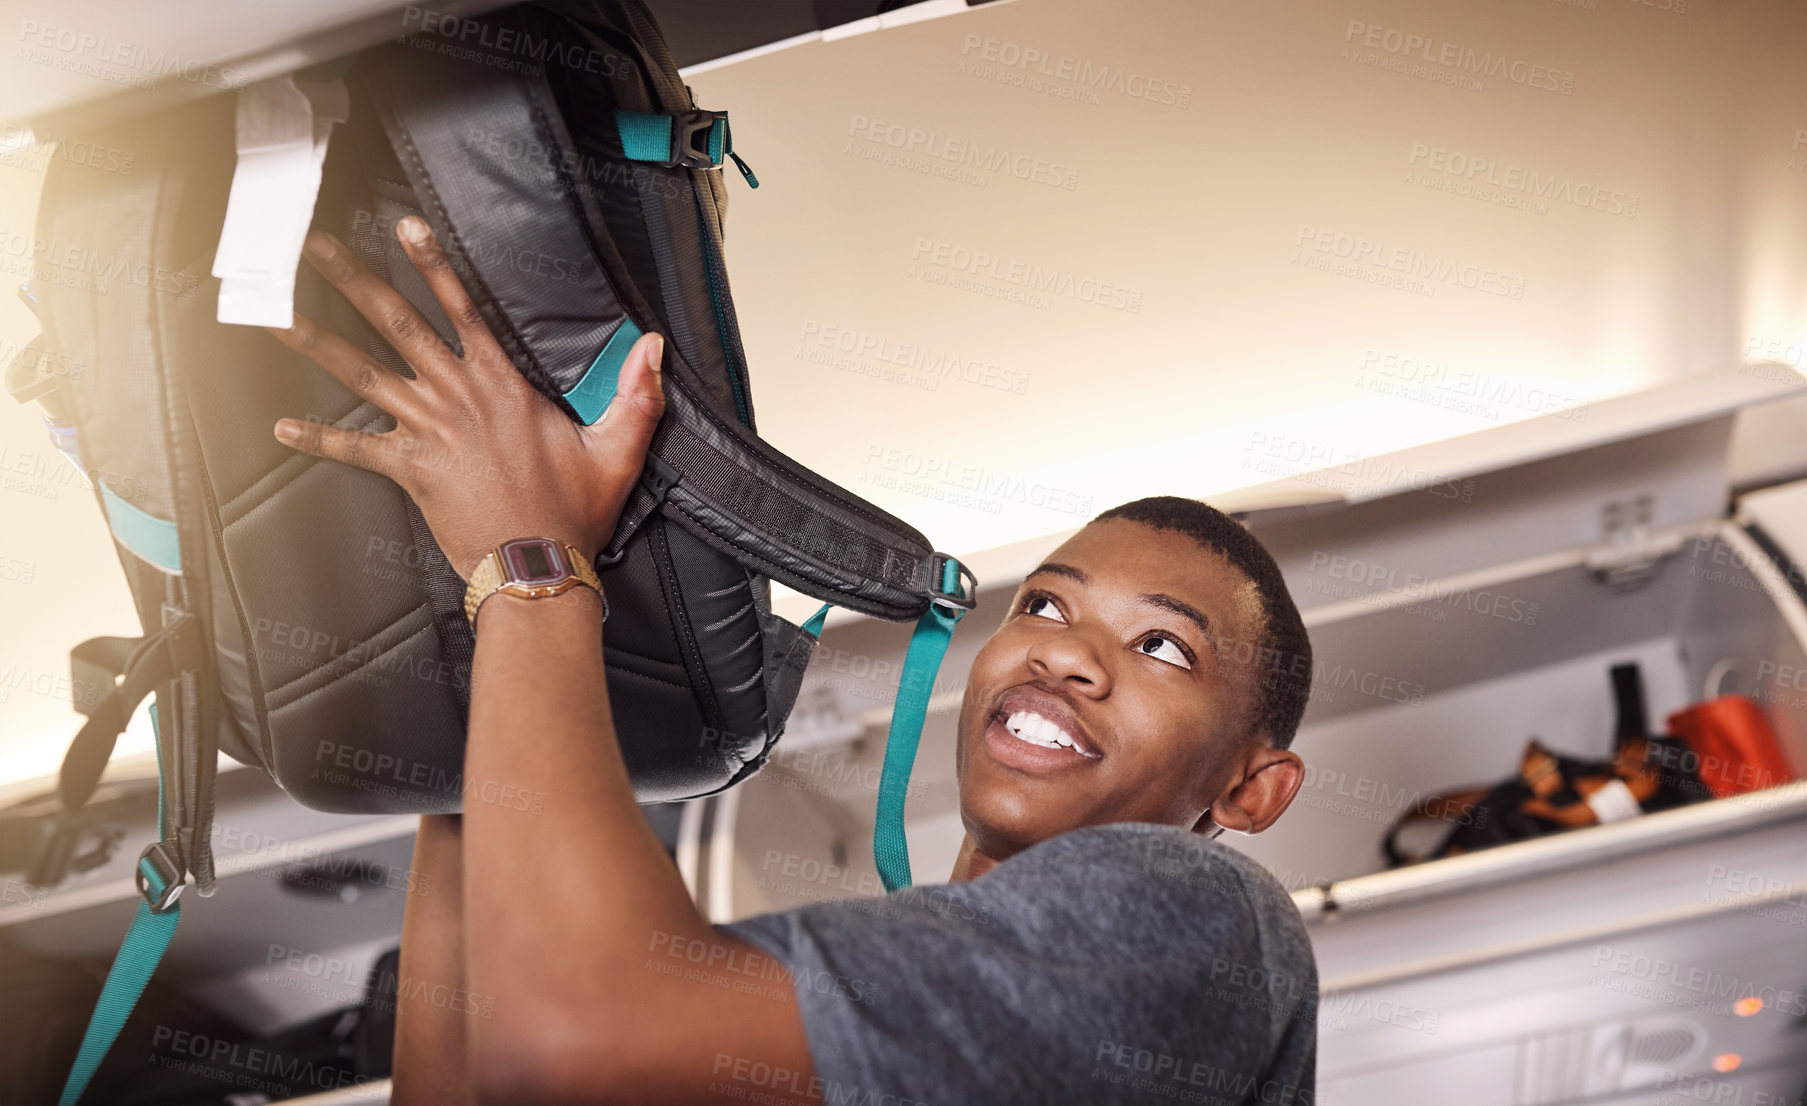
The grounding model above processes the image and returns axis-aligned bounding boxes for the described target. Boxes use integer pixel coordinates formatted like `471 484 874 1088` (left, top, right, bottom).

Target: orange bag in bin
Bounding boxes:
1666 695 1796 798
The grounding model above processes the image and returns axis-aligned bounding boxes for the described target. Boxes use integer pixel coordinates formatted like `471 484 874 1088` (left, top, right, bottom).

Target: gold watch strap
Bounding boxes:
464 542 605 629
463 552 506 626
567 547 606 601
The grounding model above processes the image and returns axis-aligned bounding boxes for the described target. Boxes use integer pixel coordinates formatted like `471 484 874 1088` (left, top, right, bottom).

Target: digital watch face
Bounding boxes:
501 538 567 585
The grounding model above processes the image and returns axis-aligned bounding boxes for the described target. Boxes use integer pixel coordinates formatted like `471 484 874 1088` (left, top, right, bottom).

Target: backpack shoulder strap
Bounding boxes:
32 617 202 888
367 29 970 623
33 102 224 897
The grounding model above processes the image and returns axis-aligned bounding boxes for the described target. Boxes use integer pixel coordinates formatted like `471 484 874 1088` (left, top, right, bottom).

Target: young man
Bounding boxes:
269 219 1318 1105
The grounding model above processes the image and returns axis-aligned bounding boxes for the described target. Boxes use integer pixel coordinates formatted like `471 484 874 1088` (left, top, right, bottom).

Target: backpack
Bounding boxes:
1381 663 1787 865
8 6 973 1099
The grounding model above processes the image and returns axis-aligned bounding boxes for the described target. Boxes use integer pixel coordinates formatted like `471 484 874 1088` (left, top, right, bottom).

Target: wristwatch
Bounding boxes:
463 538 607 630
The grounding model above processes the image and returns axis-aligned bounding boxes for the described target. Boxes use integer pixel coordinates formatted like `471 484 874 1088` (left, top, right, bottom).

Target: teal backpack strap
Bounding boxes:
59 702 185 1106
562 318 644 425
873 556 975 892
613 108 757 187
800 601 832 639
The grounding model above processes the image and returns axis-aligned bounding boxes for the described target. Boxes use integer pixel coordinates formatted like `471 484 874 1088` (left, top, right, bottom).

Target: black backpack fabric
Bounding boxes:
14 0 975 898
1383 663 1709 865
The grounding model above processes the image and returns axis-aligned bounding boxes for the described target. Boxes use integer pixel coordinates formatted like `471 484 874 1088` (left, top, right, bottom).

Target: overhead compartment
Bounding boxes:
714 360 1807 1106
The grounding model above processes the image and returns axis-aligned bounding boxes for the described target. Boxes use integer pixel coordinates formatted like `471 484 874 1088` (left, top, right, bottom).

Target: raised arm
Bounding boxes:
268 220 817 1105
391 813 474 1106
461 570 820 1104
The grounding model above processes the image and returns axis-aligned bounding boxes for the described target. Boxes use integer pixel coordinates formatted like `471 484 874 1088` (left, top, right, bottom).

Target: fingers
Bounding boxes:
267 313 425 424
274 416 399 479
392 216 496 356
302 229 452 372
592 332 666 463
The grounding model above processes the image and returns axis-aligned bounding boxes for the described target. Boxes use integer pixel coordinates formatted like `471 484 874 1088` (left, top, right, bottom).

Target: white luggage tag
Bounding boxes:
1584 777 1644 824
212 74 348 327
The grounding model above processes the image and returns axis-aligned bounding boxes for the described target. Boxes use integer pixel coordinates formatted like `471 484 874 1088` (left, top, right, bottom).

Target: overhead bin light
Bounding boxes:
667 0 1021 76
0 1 1020 136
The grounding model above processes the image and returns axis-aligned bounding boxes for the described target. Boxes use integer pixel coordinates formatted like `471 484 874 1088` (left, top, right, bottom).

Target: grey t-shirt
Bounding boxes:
720 821 1318 1106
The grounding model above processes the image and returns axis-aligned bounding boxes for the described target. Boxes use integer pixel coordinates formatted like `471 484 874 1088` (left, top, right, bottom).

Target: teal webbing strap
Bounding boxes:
99 481 181 573
728 151 759 188
800 602 832 639
613 110 755 185
613 109 728 167
59 879 182 1105
59 704 181 1106
564 318 644 425
873 559 969 892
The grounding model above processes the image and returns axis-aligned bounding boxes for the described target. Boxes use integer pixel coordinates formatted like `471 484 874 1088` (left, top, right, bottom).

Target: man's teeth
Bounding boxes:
1002 710 1094 756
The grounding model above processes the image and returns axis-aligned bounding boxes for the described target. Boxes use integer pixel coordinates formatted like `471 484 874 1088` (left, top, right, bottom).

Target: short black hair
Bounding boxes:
1091 496 1313 750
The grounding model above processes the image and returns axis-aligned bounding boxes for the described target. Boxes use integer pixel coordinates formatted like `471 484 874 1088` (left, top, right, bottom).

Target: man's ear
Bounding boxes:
1203 742 1304 835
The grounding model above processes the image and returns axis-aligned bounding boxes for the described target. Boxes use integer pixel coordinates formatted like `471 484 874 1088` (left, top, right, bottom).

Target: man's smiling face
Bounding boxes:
953 516 1300 861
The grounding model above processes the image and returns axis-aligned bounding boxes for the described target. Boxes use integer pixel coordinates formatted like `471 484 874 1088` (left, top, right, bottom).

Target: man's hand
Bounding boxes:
267 218 665 580
268 217 816 1104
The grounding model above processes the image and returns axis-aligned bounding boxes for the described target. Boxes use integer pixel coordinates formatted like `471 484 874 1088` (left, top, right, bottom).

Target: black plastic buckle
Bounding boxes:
929 554 978 611
664 110 723 169
594 458 681 569
135 842 185 913
641 454 681 501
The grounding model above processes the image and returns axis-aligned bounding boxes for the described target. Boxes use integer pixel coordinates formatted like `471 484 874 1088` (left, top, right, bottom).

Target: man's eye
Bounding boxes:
1136 634 1192 670
1022 594 1066 622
